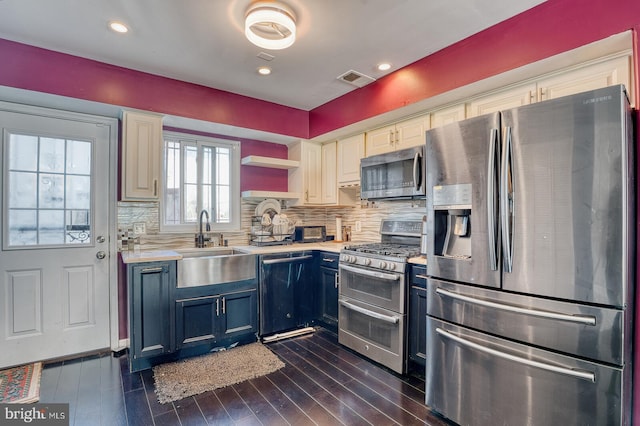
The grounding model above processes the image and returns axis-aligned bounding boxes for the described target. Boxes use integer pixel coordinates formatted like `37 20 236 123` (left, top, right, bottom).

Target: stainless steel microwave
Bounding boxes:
360 146 425 200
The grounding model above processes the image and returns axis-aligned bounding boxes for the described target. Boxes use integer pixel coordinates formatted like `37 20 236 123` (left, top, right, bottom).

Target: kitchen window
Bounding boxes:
161 132 240 232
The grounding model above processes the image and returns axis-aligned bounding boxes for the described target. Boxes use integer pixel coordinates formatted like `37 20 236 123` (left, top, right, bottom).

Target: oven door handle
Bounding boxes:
339 264 400 281
339 300 400 324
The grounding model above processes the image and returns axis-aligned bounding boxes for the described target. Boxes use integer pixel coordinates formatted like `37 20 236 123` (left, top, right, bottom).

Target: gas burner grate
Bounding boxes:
344 243 421 258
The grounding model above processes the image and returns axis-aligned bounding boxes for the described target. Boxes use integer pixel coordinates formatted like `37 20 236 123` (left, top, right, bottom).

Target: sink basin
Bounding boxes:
177 249 256 288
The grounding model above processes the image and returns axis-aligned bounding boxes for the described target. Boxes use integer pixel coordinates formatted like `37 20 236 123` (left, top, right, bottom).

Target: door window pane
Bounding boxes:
9 210 37 246
9 134 38 171
40 137 66 173
39 174 65 208
39 210 65 245
4 133 93 247
9 171 37 208
66 140 91 175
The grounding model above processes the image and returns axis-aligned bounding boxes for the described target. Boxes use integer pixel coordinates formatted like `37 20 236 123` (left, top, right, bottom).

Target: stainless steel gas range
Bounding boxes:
338 220 422 374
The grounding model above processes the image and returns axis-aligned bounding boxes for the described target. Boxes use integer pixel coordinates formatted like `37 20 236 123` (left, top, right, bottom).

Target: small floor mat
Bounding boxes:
0 362 42 403
153 343 285 404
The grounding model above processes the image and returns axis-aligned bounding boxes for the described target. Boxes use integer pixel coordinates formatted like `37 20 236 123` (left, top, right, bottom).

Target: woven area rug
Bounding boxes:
153 343 285 404
0 362 42 403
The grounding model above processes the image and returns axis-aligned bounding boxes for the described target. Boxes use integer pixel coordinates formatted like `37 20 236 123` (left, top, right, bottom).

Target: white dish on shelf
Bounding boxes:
255 199 281 217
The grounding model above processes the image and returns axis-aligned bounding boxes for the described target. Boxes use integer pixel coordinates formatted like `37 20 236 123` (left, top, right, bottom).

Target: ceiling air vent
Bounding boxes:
337 70 376 88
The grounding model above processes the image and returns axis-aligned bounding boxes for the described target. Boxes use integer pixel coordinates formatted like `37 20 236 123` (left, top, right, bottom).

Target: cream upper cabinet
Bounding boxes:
321 141 337 204
466 83 537 118
337 133 365 186
366 124 396 156
536 56 631 102
430 103 466 128
288 140 322 205
121 110 163 200
366 114 429 156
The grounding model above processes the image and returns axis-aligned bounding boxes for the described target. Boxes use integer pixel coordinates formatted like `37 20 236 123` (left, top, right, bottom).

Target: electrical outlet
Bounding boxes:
133 222 146 235
355 221 362 232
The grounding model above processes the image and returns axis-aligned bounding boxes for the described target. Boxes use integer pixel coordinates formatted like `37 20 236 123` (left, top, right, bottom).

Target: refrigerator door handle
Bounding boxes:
435 287 597 326
500 126 514 272
435 327 596 382
487 128 499 271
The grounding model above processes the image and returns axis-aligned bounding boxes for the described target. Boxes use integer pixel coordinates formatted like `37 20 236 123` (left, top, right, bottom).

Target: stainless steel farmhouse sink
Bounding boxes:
177 249 256 288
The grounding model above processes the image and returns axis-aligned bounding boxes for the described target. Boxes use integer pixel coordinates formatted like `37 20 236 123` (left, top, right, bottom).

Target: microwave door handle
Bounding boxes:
413 151 421 191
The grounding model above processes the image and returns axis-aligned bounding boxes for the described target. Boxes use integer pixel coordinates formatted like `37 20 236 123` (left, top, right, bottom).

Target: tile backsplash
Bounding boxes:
117 198 426 251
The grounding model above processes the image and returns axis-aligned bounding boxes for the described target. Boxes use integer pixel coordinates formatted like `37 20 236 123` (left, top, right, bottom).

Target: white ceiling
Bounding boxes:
0 0 546 111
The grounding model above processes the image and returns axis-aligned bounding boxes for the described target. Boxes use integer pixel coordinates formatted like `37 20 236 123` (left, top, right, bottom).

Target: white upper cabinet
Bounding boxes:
430 104 466 128
466 83 537 118
121 110 163 201
536 55 631 102
321 141 338 204
337 133 365 186
366 114 429 156
288 140 322 205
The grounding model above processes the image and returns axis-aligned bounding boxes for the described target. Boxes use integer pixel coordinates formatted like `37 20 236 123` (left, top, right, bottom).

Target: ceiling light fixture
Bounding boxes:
257 66 272 75
109 21 129 33
377 62 391 71
245 1 296 50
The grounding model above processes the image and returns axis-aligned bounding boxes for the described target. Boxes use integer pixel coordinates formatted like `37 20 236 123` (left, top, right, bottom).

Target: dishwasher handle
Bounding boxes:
262 255 314 265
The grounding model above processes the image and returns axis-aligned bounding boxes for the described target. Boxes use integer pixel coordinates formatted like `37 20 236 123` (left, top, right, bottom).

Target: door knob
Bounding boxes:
96 236 106 243
96 251 106 259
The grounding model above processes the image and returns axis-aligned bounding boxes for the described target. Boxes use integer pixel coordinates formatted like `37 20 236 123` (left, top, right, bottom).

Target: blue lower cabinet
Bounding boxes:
175 296 218 349
317 252 340 332
408 265 427 369
128 261 176 372
128 258 258 372
218 289 258 340
175 288 258 351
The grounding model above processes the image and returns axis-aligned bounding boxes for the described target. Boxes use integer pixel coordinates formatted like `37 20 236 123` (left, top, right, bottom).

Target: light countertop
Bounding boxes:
121 243 427 266
120 242 349 263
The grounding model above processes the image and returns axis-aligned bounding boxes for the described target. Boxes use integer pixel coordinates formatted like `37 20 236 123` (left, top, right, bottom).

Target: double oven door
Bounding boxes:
338 259 407 373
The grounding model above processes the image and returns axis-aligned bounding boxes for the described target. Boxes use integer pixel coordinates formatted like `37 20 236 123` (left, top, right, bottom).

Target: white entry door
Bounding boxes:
0 105 114 368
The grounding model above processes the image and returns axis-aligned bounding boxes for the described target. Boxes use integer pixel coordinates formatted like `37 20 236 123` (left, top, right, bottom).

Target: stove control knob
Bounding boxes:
349 255 357 264
388 263 396 271
379 261 388 269
363 258 371 266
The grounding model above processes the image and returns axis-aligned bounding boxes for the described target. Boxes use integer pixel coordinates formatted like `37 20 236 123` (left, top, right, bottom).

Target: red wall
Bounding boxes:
310 0 640 136
0 38 309 140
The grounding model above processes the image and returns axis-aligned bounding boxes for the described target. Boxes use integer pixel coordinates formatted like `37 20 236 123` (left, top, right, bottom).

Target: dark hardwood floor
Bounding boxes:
39 328 452 425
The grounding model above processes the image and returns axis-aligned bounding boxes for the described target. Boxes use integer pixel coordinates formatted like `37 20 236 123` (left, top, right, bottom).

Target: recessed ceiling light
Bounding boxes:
377 62 392 71
109 21 129 33
257 66 272 76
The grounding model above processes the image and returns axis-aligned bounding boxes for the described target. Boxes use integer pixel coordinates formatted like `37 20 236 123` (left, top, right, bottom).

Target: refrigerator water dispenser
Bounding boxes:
432 184 472 260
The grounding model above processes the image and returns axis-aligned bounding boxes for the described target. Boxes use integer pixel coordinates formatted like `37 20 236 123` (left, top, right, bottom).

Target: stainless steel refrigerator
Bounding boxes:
424 85 634 426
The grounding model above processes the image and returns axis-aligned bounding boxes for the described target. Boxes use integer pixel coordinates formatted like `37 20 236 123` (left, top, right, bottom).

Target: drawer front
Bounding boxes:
427 278 625 365
426 317 625 426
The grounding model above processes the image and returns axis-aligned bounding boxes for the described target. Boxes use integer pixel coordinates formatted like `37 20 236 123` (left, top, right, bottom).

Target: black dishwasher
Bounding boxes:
259 251 314 336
